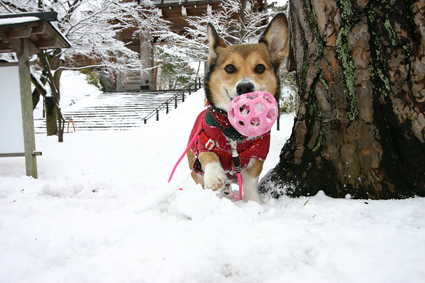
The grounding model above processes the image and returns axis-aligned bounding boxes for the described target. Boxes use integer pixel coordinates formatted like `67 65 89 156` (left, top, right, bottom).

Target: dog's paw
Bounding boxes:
203 162 227 191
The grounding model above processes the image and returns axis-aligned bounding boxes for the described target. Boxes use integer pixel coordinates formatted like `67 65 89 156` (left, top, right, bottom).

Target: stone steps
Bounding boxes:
34 91 187 134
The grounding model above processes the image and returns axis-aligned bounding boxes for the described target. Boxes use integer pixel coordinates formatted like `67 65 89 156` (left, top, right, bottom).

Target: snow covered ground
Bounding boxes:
1 72 424 283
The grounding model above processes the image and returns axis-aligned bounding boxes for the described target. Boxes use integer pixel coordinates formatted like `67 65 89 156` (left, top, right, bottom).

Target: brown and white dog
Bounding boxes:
187 13 289 203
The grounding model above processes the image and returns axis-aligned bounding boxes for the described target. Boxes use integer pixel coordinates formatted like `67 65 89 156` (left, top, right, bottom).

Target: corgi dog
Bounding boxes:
187 13 289 203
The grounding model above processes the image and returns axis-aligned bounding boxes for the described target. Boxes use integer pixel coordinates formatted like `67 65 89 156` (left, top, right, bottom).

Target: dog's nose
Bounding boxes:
236 81 255 95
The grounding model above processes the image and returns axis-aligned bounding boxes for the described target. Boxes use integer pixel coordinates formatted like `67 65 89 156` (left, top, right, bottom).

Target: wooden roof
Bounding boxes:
0 12 71 55
153 0 267 35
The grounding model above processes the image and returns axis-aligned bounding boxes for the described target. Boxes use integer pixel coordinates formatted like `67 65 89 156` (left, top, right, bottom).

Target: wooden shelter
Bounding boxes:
0 12 71 178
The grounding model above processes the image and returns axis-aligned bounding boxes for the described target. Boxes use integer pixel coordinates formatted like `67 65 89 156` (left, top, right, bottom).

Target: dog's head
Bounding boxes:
205 13 289 112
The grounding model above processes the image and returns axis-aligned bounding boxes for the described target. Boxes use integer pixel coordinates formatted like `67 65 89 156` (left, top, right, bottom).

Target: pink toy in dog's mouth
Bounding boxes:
227 91 278 137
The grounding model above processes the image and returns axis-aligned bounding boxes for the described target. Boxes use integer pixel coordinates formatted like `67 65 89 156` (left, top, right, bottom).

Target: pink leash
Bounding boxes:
168 127 201 183
168 129 243 200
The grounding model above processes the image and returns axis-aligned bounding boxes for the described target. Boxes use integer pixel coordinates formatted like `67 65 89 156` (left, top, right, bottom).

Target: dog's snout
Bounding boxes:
236 81 255 95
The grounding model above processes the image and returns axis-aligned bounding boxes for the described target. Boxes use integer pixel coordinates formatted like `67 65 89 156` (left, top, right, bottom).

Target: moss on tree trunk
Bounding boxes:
259 0 425 199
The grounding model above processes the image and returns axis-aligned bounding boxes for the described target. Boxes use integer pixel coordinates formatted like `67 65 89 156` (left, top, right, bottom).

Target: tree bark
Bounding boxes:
44 96 57 134
38 50 65 141
31 72 47 110
259 0 425 199
53 68 65 142
240 0 247 41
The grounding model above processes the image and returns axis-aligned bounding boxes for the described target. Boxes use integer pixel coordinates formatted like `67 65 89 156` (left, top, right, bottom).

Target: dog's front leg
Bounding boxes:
198 152 227 191
241 158 264 203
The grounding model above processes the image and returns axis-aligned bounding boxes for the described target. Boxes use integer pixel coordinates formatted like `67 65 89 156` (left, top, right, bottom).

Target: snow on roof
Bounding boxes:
0 12 71 50
49 22 72 48
0 12 58 27
0 16 40 26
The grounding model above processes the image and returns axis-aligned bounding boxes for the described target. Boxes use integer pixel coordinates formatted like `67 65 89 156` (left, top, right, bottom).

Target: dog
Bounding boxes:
187 13 289 203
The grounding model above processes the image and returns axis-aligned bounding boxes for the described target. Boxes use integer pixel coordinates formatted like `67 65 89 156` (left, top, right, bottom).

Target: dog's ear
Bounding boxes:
207 23 227 66
259 13 289 68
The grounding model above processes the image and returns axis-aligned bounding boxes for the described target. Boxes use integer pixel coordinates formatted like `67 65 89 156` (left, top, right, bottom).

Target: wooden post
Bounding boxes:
17 38 37 179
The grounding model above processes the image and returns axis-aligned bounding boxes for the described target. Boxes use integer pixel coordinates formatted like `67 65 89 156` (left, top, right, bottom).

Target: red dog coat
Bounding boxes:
189 108 271 179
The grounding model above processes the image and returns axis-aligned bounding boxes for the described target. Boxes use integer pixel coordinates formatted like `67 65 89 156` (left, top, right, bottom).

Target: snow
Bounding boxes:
33 71 102 120
0 16 39 26
1 71 425 282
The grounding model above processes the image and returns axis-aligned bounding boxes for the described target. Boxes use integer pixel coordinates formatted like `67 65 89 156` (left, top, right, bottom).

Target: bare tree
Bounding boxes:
259 0 425 199
160 0 273 66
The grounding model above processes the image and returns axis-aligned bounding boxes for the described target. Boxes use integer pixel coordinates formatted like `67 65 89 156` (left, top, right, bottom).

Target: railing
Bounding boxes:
142 77 203 124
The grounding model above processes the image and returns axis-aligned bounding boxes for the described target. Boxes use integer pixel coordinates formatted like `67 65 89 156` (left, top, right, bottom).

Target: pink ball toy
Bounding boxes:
227 91 278 137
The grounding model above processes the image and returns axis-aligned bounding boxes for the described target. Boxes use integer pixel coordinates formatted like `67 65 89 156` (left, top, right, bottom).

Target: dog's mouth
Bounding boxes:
225 88 235 102
225 84 263 102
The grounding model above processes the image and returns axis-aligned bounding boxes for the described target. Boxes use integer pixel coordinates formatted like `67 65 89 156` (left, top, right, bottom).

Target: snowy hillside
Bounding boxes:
0 71 424 283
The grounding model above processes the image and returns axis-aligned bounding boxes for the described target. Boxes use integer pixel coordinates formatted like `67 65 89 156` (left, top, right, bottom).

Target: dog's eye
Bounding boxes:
225 64 236 74
255 64 266 74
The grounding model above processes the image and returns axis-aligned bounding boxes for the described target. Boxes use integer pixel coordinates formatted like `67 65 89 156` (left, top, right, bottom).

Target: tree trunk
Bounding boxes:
31 72 47 110
259 0 425 199
240 0 247 41
45 96 57 134
53 68 64 142
39 51 57 136
38 50 65 141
